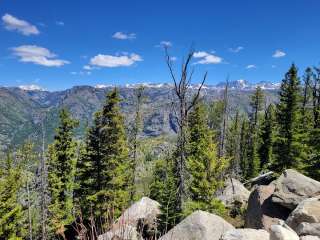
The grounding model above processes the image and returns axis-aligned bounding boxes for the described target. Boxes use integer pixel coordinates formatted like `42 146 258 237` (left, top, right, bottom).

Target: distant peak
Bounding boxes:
19 84 45 91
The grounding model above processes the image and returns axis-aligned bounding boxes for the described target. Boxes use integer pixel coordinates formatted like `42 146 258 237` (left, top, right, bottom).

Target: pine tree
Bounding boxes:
239 117 250 179
87 88 131 226
259 104 276 169
246 87 264 178
47 108 79 237
184 102 227 216
273 64 307 172
0 152 25 240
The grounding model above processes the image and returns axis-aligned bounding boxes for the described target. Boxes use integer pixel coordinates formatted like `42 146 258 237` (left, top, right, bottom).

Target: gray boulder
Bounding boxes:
286 196 320 232
270 220 299 240
217 178 250 207
159 210 234 240
272 169 320 210
98 225 140 240
245 184 290 231
297 223 320 237
220 228 269 240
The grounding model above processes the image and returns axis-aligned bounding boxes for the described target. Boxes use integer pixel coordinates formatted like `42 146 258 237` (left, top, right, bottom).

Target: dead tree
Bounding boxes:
165 47 207 214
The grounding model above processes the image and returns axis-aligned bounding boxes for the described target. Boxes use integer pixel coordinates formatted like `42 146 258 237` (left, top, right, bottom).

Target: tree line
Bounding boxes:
1 56 320 239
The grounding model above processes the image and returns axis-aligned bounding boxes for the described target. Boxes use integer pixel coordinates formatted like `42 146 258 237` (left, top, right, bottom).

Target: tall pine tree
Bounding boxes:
47 108 79 237
273 64 306 172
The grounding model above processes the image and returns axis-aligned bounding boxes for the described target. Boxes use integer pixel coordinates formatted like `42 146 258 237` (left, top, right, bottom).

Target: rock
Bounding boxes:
271 169 320 210
98 197 160 240
286 196 320 232
300 236 320 240
220 228 269 240
217 178 250 207
245 184 291 231
296 223 320 237
159 210 234 240
98 225 141 240
270 220 299 240
246 171 276 187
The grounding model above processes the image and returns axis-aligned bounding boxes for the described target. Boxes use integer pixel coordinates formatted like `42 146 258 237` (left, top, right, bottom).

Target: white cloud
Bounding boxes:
155 41 172 48
12 45 70 67
55 21 64 26
228 46 244 53
193 51 223 64
246 64 256 69
83 65 93 70
112 31 136 40
89 53 142 68
273 50 286 58
2 13 40 36
170 56 177 61
19 84 44 91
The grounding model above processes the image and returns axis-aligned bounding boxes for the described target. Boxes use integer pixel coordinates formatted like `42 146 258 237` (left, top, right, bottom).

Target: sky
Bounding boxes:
1 0 320 91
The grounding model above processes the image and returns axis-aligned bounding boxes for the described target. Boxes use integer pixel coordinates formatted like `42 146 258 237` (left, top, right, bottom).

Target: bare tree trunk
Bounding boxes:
165 47 207 214
40 118 47 240
27 179 33 240
219 79 229 158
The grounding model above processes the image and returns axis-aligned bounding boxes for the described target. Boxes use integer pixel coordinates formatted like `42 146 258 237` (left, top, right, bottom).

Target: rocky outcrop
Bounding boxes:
245 184 290 231
217 178 250 207
159 210 234 240
286 196 320 233
220 228 269 240
270 220 299 240
297 223 320 237
98 225 140 240
271 169 320 210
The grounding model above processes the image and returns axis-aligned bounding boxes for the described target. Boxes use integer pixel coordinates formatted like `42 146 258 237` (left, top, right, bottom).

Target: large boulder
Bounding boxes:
159 210 234 240
217 178 250 207
271 169 320 210
286 196 320 233
297 223 320 237
245 184 290 231
98 197 160 240
220 228 269 240
270 220 299 240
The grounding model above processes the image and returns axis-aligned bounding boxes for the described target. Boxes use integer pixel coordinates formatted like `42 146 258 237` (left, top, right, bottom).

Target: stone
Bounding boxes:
286 196 320 232
271 169 320 210
159 210 234 240
270 220 299 240
296 223 320 237
217 178 250 207
245 184 290 231
98 225 140 240
300 236 320 240
220 228 269 240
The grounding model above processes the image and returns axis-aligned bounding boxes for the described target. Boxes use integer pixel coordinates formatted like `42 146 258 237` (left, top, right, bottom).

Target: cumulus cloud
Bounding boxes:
228 46 244 53
193 51 223 64
2 13 40 36
273 50 286 58
112 31 136 40
246 64 256 69
89 53 142 68
12 45 70 67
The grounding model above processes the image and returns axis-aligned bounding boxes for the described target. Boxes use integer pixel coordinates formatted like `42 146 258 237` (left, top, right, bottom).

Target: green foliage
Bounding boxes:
149 158 179 235
239 117 250 178
259 104 276 169
185 102 228 215
208 100 225 141
0 153 25 240
273 64 307 172
47 108 79 236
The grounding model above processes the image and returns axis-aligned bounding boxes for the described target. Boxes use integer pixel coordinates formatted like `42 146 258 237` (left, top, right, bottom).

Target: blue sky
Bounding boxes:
1 0 320 91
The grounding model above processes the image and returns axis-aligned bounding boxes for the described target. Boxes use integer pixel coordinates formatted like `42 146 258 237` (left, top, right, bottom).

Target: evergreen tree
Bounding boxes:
0 152 25 240
259 104 276 169
47 108 79 237
239 117 250 179
86 88 131 226
273 64 307 172
184 102 227 216
246 87 264 178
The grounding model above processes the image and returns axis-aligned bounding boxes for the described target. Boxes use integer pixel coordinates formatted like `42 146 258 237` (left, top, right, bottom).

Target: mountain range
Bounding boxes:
0 80 280 149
